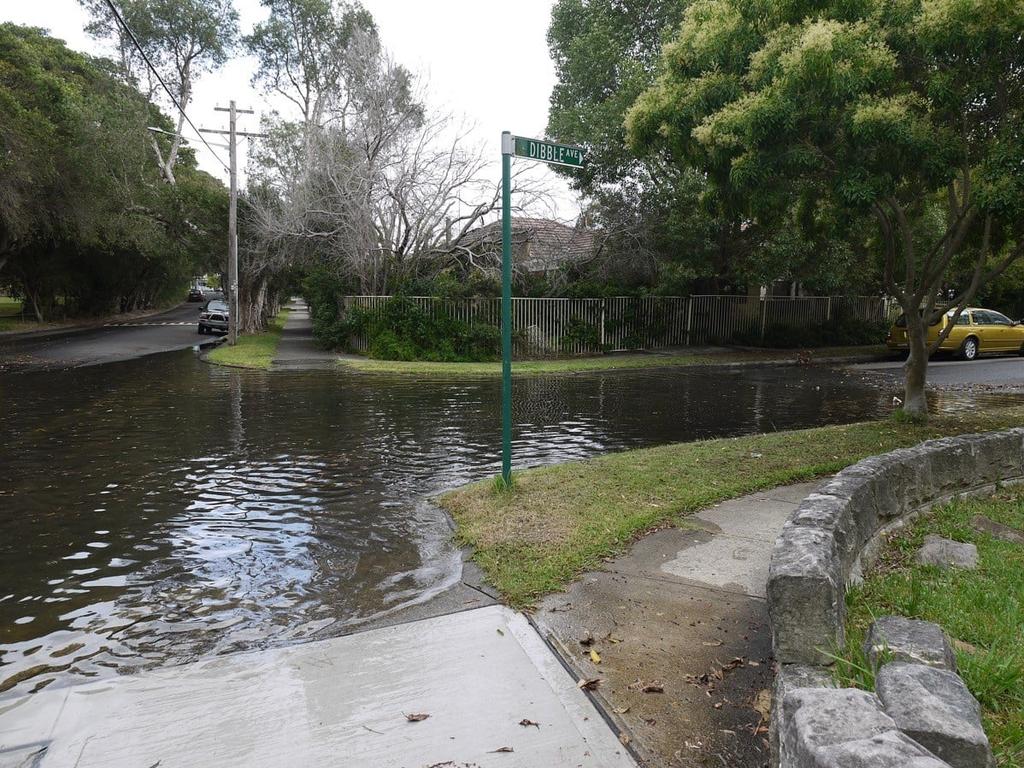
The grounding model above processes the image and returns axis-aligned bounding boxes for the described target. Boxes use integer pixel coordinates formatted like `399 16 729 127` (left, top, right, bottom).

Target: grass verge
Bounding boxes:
339 344 888 376
0 297 25 331
838 491 1024 766
439 405 1024 608
206 309 290 370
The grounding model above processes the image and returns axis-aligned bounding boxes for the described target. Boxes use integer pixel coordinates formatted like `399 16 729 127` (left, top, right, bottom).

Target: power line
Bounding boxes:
101 0 230 172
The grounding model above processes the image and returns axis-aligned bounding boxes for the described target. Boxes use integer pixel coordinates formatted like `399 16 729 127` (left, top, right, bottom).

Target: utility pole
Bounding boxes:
199 102 265 346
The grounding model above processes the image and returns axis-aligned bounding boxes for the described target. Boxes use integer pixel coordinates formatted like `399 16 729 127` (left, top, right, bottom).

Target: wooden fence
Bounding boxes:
339 294 897 355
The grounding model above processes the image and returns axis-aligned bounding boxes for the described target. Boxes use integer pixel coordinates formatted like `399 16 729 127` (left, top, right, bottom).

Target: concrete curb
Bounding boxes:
767 428 1024 766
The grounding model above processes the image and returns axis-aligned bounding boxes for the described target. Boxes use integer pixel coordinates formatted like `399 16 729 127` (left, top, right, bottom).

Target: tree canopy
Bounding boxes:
0 24 227 319
627 0 1024 414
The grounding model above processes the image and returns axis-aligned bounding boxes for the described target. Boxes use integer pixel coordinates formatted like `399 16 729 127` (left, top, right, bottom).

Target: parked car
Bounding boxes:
198 299 229 335
187 286 205 302
886 307 1024 360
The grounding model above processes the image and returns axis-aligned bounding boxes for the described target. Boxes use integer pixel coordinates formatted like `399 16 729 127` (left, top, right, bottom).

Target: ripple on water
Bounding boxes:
2 353 1021 696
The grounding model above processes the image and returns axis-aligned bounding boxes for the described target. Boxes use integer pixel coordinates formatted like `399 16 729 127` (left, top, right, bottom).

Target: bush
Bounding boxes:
731 316 888 348
559 316 602 353
361 297 500 362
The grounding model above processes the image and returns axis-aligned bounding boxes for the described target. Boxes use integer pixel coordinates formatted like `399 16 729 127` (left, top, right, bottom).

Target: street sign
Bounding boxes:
496 131 586 487
513 136 585 168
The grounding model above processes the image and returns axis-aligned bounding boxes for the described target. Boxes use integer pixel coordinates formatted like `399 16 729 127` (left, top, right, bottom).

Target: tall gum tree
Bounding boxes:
627 0 1024 417
82 0 239 185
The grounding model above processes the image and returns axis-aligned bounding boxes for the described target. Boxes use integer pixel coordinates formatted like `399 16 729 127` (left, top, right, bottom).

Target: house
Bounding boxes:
457 217 599 275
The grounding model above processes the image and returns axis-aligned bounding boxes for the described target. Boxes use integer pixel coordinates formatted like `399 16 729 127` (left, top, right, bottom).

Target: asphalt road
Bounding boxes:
853 355 1024 386
0 300 218 369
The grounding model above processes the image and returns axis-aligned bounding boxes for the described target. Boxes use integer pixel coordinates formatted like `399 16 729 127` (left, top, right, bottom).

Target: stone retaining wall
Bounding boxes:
767 428 1024 767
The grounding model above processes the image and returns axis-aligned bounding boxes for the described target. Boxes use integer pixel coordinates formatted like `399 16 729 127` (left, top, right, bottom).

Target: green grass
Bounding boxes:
205 309 290 370
439 406 1024 609
339 344 888 376
0 296 22 316
0 296 26 330
840 491 1024 766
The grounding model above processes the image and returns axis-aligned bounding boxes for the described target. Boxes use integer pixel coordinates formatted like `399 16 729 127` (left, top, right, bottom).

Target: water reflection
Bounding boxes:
0 352 1018 696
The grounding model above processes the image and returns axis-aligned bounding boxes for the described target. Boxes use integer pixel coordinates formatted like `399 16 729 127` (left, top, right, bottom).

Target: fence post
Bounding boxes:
826 296 832 322
600 298 606 349
759 297 767 343
685 297 693 346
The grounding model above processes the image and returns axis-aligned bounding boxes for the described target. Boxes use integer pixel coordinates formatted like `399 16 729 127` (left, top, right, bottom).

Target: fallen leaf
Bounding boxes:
405 713 430 722
644 718 657 726
619 733 631 746
612 706 630 714
496 628 504 636
713 702 723 709
519 718 540 728
490 746 514 753
578 677 602 691
702 641 722 647
589 649 601 664
629 679 664 693
752 689 772 721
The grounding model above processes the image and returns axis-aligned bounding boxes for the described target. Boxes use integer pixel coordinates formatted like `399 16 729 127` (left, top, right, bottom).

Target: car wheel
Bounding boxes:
960 336 979 361
1019 342 1024 357
198 325 206 335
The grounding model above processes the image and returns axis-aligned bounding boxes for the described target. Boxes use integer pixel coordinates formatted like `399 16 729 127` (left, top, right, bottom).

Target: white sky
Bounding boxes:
3 0 580 220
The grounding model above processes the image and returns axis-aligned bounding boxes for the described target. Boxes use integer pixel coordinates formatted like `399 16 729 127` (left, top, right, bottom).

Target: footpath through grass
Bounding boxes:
838 491 1024 766
340 344 887 376
206 309 290 370
439 406 1024 608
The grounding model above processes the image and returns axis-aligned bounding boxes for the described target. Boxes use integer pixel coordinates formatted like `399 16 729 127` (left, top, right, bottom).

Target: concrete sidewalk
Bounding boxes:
534 481 818 768
272 298 347 370
0 605 637 768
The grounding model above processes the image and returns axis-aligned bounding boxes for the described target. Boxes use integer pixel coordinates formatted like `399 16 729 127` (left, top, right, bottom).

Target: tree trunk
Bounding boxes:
27 289 44 323
903 309 929 416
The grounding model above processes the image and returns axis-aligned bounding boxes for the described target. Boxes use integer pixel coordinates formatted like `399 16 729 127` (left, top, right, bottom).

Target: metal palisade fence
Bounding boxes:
339 294 897 356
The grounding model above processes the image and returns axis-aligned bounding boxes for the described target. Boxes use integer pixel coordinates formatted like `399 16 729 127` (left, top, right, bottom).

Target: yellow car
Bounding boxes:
886 307 1024 360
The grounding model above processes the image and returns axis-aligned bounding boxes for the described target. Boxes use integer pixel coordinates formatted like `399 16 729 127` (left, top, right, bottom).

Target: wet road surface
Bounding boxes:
853 355 1024 387
0 351 1018 697
0 301 213 370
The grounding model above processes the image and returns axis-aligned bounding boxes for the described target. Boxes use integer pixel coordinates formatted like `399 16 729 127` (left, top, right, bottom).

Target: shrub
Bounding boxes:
360 296 500 362
559 316 602 353
731 316 888 348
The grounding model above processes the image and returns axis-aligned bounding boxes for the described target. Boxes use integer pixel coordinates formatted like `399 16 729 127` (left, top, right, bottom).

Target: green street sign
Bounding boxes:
513 136 585 168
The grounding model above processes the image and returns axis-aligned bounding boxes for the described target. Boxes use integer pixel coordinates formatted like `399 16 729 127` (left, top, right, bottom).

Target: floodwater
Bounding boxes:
0 352 1014 696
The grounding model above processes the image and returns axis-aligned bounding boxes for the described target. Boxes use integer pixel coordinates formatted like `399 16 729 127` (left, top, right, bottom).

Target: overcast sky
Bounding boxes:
3 0 580 220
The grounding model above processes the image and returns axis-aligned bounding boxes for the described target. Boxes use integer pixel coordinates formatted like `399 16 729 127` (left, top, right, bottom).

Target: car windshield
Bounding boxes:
205 300 228 312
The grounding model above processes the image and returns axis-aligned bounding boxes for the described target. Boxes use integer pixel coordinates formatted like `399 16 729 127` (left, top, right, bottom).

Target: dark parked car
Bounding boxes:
198 299 229 335
187 286 205 302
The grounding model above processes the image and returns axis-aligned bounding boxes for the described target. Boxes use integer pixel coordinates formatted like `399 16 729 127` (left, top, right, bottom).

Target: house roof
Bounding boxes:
459 217 598 272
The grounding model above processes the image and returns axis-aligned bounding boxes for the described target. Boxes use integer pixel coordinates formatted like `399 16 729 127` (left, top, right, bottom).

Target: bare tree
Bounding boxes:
245 36 553 305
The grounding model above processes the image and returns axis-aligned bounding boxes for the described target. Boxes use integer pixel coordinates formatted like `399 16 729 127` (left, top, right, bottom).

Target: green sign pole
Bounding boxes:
498 132 584 486
500 131 513 486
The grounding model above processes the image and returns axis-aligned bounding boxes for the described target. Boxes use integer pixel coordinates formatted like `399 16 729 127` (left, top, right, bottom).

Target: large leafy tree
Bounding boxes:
547 0 865 293
246 0 376 145
0 24 227 319
82 0 239 184
628 0 1024 416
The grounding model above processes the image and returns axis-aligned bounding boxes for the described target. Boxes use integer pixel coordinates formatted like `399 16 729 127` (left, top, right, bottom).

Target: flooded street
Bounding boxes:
0 351 1014 696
